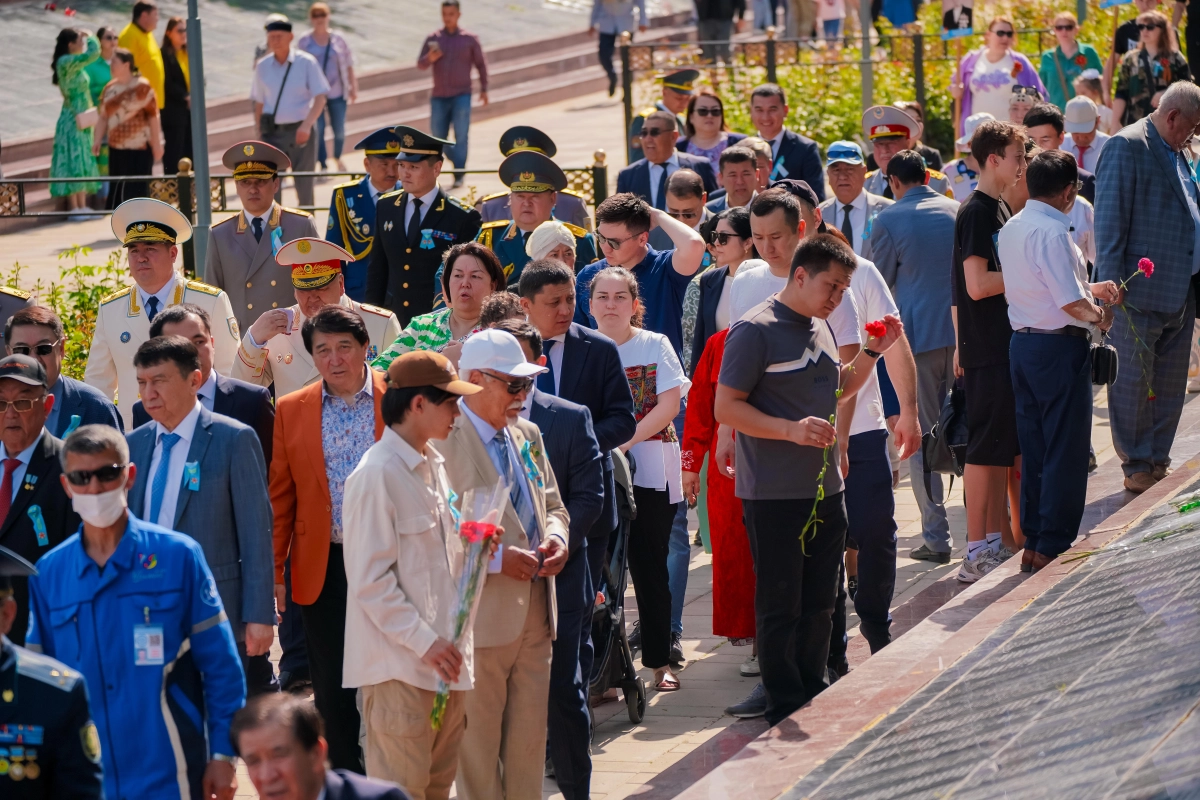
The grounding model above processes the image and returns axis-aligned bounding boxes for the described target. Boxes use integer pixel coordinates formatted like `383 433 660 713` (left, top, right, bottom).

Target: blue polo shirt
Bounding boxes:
574 246 693 356
26 514 245 800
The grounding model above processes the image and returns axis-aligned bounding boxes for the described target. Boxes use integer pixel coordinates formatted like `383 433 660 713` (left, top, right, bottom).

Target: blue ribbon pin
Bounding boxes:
184 461 201 492
62 414 82 437
420 229 435 250
519 441 544 489
28 505 48 546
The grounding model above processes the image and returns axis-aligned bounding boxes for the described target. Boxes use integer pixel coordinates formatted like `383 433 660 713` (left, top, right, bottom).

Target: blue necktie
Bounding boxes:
252 217 263 243
537 341 556 395
654 165 668 210
145 295 160 323
491 430 538 548
149 432 181 525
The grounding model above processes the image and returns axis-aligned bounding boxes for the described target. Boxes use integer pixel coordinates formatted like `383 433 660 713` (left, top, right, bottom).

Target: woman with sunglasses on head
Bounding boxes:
677 87 745 168
1113 10 1191 127
951 17 1047 136
591 266 691 693
1038 12 1103 111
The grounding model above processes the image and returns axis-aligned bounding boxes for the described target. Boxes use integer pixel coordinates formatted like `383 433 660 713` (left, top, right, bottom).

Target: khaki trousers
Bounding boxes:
360 680 467 800
787 0 817 38
457 586 553 800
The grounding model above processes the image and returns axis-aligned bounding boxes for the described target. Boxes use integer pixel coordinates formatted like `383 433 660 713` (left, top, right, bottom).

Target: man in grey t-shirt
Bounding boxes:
715 234 903 727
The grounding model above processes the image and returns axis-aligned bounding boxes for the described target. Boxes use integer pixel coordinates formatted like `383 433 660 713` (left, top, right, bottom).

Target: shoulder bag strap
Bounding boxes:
270 57 294 115
1052 48 1072 105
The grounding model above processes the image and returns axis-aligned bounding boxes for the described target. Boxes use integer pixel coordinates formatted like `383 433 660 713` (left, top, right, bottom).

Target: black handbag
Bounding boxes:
921 382 968 496
258 58 294 136
1091 336 1119 386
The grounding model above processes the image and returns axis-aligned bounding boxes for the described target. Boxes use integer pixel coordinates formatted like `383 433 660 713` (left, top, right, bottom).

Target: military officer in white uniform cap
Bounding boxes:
862 105 954 200
84 198 239 429
233 237 401 399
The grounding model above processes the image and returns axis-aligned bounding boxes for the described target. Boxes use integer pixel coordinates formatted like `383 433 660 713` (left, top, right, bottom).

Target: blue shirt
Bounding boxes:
575 246 693 357
322 372 376 544
26 514 245 800
1159 129 1200 275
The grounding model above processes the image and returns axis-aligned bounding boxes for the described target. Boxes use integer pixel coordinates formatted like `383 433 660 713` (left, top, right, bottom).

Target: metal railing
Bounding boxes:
1 152 611 274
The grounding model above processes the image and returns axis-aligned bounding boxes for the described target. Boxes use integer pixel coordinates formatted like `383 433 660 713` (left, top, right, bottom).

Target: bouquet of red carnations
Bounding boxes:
430 477 507 731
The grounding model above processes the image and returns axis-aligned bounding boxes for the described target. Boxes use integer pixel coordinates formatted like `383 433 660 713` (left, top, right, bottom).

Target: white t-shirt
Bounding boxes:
829 258 899 436
1068 195 1096 266
729 260 861 349
617 329 692 503
815 0 846 22
969 51 1017 122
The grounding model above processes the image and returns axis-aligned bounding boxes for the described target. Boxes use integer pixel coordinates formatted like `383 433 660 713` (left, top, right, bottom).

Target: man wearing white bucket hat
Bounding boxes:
943 112 995 202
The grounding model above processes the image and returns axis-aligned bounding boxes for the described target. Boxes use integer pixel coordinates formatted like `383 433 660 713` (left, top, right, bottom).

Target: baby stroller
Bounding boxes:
588 448 647 724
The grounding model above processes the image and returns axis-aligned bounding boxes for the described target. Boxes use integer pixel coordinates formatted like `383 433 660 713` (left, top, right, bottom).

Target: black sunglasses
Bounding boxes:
710 231 743 245
10 339 61 357
692 107 722 117
992 29 1015 37
638 128 669 138
66 463 127 486
1138 22 1163 30
482 371 534 395
1054 24 1076 31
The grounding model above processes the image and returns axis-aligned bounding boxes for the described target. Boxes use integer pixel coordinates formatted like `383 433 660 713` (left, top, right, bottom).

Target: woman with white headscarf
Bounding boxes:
525 220 578 266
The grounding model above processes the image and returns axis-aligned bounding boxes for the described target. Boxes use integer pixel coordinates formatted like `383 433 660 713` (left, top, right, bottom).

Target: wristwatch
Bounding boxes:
211 753 236 764
863 348 883 359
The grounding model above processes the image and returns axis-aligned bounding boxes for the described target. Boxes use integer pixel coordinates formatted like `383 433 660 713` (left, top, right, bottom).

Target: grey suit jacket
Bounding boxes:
205 203 320 333
126 406 275 639
869 185 958 355
819 191 894 261
1095 117 1199 314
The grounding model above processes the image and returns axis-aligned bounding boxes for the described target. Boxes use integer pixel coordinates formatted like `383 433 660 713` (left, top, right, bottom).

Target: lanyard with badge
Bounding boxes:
135 606 165 666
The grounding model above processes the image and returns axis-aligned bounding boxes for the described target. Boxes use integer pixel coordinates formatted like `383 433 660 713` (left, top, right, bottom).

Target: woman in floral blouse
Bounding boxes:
371 242 505 370
1113 10 1191 126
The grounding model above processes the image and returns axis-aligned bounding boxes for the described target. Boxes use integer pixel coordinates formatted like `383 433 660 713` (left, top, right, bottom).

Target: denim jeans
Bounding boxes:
429 92 472 171
316 95 347 167
667 406 689 636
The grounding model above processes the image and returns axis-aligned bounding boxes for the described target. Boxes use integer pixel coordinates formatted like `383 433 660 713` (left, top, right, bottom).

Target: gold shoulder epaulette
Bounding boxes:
481 220 510 230
560 188 584 199
0 285 31 300
185 280 222 297
446 195 471 211
638 106 657 117
563 222 588 238
100 286 132 306
357 302 391 317
281 206 314 217
212 214 238 228
929 169 948 180
865 169 878 178
333 179 360 191
380 188 405 201
480 190 509 203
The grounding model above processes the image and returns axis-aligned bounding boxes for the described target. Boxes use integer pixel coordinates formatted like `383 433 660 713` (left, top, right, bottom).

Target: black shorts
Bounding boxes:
964 364 1021 466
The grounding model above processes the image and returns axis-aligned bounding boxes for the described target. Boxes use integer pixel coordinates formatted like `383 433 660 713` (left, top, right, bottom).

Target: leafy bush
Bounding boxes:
3 246 128 380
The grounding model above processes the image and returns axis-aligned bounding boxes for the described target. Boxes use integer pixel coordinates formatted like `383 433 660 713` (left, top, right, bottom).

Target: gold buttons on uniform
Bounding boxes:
406 248 412 254
403 301 409 307
272 302 278 308
403 282 409 289
246 282 252 288
404 265 410 270
271 280 277 286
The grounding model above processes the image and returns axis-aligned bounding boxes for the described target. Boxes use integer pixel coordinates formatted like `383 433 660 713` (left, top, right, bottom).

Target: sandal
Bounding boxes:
653 669 681 692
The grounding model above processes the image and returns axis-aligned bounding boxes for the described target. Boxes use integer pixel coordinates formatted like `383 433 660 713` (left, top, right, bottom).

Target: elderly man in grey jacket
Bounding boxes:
1095 81 1200 494
869 149 960 561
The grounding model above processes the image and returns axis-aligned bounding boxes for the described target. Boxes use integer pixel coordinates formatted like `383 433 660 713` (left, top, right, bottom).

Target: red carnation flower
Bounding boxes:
1011 62 1023 78
865 320 887 339
44 2 56 9
1075 54 1087 67
1138 258 1155 278
64 7 76 15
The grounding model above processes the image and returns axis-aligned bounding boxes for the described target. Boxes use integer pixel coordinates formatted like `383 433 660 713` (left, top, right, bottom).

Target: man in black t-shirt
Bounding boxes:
948 120 1028 585
1105 0 1165 96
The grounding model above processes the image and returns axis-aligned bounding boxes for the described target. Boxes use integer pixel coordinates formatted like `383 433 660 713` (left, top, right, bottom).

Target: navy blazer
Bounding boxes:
555 323 637 538
688 265 730 377
769 129 826 203
127 406 275 639
0 430 79 646
133 373 276 464
528 389 604 554
51 375 122 439
616 154 719 203
325 769 410 800
1078 168 1096 206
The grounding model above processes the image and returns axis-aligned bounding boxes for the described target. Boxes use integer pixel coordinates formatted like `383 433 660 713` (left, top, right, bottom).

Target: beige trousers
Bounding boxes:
360 680 467 800
456 587 553 800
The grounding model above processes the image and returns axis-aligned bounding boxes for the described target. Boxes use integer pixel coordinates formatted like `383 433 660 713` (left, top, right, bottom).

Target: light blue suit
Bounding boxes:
126 406 275 640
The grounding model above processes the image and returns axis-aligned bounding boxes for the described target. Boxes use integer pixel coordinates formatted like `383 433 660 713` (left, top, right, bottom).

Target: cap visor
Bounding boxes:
955 135 971 148
0 374 45 387
439 379 483 396
506 362 549 378
827 157 863 166
1064 121 1093 133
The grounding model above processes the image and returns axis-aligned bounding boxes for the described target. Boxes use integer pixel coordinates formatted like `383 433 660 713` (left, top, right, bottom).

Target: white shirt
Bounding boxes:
648 153 680 209
829 190 869 256
250 47 331 125
136 274 178 320
762 129 785 159
403 185 441 232
832 258 898 435
998 200 1094 332
615 329 691 502
197 370 217 412
728 259 780 324
544 334 566 395
1062 132 1111 173
241 208 270 237
144 401 202 528
1068 195 1096 266
0 432 43 502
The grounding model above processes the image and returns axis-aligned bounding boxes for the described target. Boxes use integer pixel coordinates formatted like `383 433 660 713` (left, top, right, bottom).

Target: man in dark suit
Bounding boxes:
234 693 411 800
749 83 826 202
6 307 122 439
0 355 79 645
500 319 604 800
516 260 636 687
126 336 277 695
367 126 482 326
617 110 718 209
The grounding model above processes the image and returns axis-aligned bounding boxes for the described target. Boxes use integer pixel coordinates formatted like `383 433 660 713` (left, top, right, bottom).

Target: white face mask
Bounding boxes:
70 482 129 528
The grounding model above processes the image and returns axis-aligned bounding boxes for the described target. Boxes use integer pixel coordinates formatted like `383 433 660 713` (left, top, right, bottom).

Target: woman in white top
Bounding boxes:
681 206 758 376
591 266 691 693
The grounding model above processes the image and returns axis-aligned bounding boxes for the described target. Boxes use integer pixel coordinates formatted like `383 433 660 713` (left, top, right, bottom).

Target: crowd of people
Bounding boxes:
8 1 1200 799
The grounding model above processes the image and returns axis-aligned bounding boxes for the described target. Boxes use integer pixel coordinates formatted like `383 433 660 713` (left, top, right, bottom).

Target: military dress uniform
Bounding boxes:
206 141 320 333
85 199 240 429
628 69 695 161
366 127 482 327
0 545 102 799
326 128 403 302
234 238 401 399
861 105 954 200
0 287 34 350
479 126 591 230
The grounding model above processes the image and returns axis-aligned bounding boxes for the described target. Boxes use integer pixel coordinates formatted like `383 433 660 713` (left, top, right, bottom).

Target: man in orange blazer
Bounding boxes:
270 303 386 773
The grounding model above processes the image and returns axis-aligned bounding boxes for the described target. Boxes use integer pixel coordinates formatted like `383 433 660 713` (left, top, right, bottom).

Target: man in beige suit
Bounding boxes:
435 328 570 800
206 140 320 332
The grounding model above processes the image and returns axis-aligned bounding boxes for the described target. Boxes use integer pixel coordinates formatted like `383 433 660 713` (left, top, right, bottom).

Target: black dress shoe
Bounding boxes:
670 631 684 665
608 74 617 96
910 544 951 564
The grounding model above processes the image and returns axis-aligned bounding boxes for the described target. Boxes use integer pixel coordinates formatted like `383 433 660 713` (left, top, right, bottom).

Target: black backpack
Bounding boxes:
922 382 968 497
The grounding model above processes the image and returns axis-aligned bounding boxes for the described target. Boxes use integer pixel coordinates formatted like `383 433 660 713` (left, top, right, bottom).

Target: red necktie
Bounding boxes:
0 458 21 523
1076 146 1088 170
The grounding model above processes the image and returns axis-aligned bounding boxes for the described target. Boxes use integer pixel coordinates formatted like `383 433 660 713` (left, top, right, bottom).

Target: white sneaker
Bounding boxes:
740 654 760 677
995 546 1016 562
957 550 1000 583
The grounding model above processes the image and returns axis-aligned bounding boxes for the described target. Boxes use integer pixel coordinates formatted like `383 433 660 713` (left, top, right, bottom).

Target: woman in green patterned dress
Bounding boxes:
371 242 506 370
50 28 101 218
